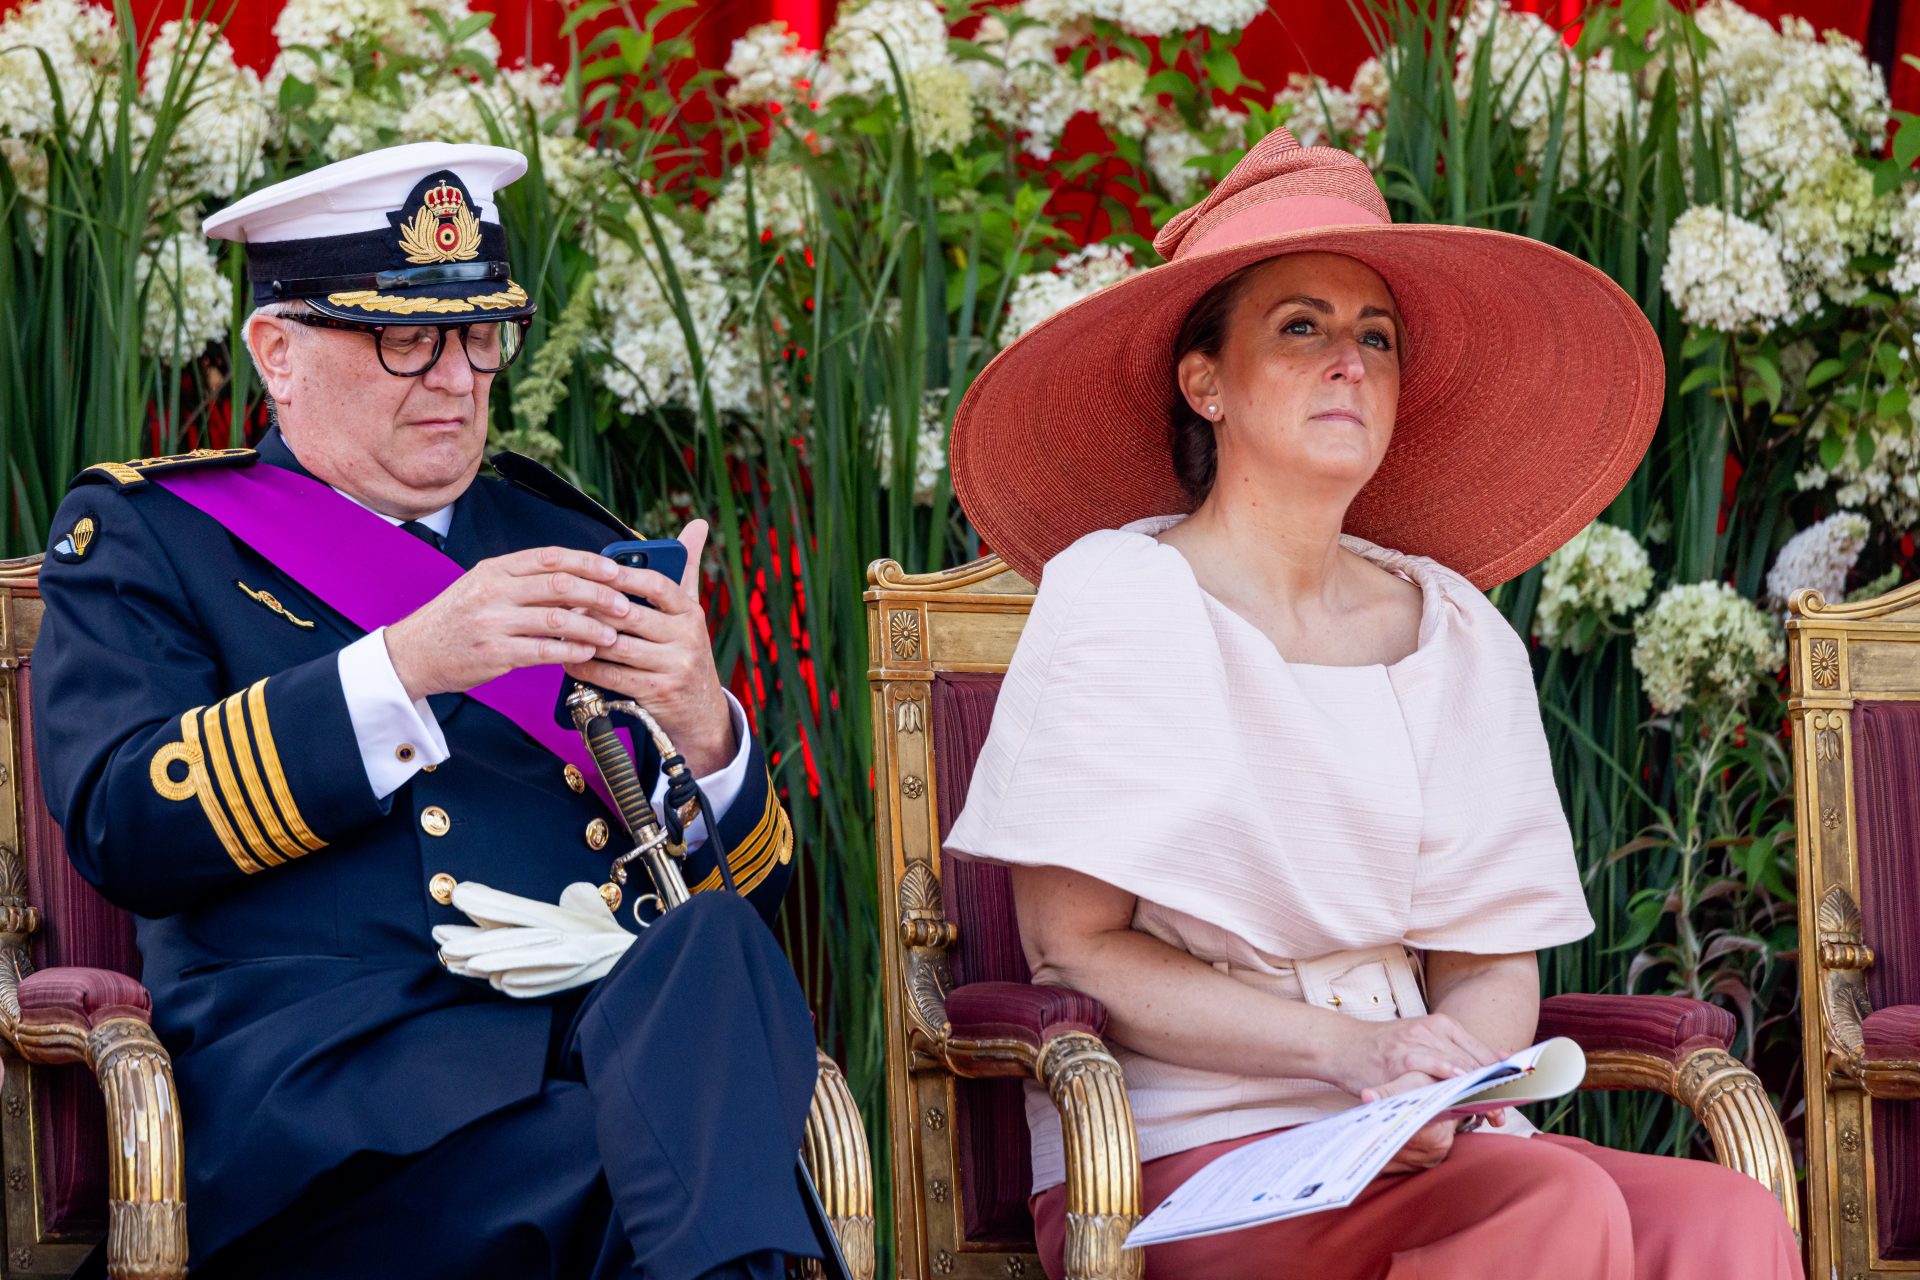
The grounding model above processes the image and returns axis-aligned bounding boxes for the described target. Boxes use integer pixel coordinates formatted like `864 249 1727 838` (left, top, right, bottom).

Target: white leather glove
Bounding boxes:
432 881 638 998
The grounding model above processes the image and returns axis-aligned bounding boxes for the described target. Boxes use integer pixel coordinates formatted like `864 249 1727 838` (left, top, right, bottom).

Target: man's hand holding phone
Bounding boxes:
564 519 737 777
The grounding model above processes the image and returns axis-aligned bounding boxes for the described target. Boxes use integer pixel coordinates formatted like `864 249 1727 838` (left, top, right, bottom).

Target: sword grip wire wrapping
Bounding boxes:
563 682 851 1280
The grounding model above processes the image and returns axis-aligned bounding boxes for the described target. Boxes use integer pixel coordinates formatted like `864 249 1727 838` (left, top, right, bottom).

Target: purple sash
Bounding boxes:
155 463 623 813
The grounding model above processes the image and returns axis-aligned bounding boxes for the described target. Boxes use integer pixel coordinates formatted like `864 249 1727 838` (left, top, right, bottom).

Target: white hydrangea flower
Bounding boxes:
905 63 975 153
1797 404 1920 530
967 9 1078 161
823 0 950 101
1677 8 1886 198
1024 0 1263 37
1349 54 1392 112
1631 581 1784 715
1765 511 1871 609
143 21 271 202
1453 0 1568 139
1143 104 1251 200
703 160 813 261
1082 57 1149 139
1661 205 1793 332
137 231 232 362
1890 185 1920 294
1145 120 1210 199
1552 52 1637 190
0 0 119 144
1534 521 1654 653
1690 0 1784 105
271 0 500 64
724 21 819 108
2 137 51 252
1274 71 1382 160
1001 242 1138 342
396 64 601 208
592 212 760 418
1764 149 1889 313
872 388 950 504
266 0 502 157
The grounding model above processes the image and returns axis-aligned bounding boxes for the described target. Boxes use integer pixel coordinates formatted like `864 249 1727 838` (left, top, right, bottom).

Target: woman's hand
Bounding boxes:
1323 1012 1502 1099
1361 1071 1458 1176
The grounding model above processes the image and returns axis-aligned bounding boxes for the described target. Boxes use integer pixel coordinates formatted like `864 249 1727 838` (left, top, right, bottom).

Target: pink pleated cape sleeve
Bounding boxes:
942 521 1594 958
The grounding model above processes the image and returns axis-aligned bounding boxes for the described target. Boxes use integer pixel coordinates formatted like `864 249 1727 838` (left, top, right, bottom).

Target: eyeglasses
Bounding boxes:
282 313 530 378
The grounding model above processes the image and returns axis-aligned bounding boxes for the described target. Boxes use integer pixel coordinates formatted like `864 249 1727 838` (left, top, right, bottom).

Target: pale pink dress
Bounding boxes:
944 516 1803 1279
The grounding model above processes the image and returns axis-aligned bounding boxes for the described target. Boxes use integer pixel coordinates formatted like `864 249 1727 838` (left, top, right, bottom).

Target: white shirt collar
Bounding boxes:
329 486 454 537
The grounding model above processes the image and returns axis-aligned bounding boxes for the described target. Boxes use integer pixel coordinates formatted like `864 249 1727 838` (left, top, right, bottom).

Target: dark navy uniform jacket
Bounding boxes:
30 430 793 1262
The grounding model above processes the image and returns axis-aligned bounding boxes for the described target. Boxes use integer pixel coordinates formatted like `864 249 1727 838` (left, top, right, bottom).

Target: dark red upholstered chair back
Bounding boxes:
0 564 147 1273
1847 701 1920 1260
929 672 1031 1243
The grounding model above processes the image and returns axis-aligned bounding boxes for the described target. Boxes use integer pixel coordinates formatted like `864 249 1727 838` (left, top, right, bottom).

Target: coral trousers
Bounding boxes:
1031 1130 1803 1280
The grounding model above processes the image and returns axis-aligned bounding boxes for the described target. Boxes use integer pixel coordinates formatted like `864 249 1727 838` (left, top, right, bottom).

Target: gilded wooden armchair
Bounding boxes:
1787 579 1920 1278
867 554 1798 1280
0 555 875 1280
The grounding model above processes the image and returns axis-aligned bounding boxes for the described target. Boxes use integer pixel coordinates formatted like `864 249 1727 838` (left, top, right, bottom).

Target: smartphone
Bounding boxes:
601 538 688 608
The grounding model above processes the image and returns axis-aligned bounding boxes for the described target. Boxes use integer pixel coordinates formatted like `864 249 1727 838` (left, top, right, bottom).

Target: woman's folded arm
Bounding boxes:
1013 863 1503 1094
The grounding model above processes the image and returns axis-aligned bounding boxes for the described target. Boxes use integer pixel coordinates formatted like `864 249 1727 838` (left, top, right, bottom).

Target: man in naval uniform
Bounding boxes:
30 143 822 1279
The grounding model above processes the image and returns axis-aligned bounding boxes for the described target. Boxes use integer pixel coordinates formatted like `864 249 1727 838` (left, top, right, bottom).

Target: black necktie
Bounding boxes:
399 520 445 552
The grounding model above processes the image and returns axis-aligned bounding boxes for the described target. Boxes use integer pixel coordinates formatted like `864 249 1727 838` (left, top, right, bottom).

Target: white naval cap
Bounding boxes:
204 142 527 244
203 142 535 323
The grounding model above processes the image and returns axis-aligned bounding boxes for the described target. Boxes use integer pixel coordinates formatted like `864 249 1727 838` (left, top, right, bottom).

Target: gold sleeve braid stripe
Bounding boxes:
692 782 793 898
150 710 259 875
147 679 326 874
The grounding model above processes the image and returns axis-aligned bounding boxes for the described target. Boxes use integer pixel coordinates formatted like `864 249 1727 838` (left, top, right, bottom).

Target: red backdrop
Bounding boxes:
117 0 1920 110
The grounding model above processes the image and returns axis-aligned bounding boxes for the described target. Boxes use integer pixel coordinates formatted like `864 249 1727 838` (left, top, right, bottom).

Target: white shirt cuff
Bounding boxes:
650 690 751 851
338 628 450 801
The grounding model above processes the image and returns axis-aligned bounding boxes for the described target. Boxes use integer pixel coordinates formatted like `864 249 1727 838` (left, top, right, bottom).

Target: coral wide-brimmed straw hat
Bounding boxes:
949 127 1664 590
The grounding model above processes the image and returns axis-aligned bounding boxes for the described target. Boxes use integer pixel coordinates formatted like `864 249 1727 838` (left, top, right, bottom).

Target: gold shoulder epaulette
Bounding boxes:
74 447 258 490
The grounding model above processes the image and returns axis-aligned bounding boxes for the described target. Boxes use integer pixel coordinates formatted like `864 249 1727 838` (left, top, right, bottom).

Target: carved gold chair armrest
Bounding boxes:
800 1048 877 1280
940 982 1144 1280
0 951 186 1280
1810 885 1920 1101
1536 992 1798 1237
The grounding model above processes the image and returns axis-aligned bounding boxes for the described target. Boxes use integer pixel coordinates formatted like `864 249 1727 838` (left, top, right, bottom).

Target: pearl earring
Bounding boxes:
1206 404 1219 418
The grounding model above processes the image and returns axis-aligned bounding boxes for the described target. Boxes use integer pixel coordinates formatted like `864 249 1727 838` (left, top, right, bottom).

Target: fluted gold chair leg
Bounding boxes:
1585 1045 1799 1239
1673 1047 1800 1239
91 1017 188 1280
1041 1032 1143 1280
799 1048 876 1280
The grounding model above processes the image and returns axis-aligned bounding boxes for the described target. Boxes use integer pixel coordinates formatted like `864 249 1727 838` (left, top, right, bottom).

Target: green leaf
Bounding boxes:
1202 44 1247 96
1678 365 1722 395
1681 330 1722 360
1857 426 1877 467
1745 351 1781 410
1880 384 1910 420
277 74 316 113
1821 430 1847 469
1894 110 1920 169
1806 357 1847 390
453 11 495 43
559 1 616 38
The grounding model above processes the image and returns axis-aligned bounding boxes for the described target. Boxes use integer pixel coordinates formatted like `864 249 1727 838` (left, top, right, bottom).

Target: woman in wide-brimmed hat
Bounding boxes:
943 128 1801 1279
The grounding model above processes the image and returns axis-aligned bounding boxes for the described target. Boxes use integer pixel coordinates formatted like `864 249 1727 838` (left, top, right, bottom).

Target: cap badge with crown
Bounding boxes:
402 180 482 264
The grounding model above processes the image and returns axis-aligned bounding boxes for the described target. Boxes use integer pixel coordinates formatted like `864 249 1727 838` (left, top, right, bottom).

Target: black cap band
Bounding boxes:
246 221 511 304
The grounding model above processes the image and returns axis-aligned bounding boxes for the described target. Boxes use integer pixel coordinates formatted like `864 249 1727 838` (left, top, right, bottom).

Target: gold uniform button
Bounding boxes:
396 743 416 764
564 764 586 794
421 763 437 773
429 872 457 905
421 806 452 837
585 817 611 851
1327 995 1343 1008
